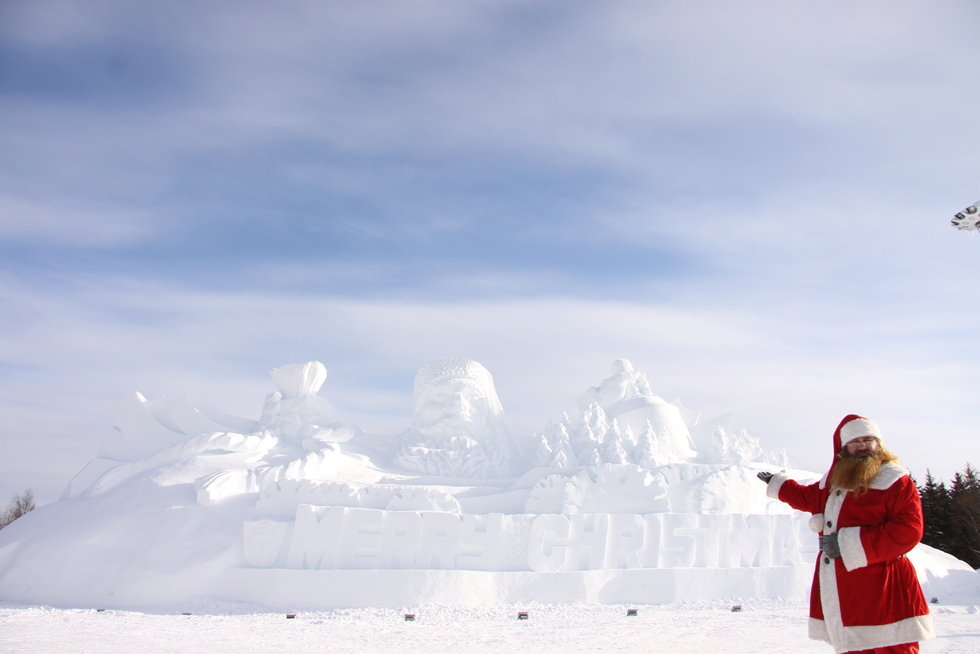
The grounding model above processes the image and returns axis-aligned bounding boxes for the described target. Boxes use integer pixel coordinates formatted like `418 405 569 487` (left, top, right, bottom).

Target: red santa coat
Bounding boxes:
767 463 934 653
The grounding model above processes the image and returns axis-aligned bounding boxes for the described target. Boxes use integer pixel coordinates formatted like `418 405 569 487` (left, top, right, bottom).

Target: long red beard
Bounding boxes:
828 447 896 495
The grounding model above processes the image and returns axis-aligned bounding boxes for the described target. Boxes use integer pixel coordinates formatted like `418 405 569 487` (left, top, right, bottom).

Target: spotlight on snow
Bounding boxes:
518 612 529 620
626 609 638 617
404 614 415 621
731 605 742 612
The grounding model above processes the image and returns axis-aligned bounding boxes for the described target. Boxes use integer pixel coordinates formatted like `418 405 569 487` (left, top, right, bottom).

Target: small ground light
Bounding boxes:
404 614 415 621
731 605 742 612
286 614 296 619
626 609 638 617
931 597 939 604
518 612 528 620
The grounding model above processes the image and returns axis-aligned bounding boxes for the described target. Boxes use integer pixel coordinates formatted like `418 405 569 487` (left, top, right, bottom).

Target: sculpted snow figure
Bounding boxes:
9 359 975 610
760 415 934 654
575 359 696 461
194 361 362 505
394 357 516 478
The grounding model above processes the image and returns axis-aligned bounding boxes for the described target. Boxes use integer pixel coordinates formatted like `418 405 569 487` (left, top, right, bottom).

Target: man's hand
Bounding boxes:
756 471 774 484
819 533 841 559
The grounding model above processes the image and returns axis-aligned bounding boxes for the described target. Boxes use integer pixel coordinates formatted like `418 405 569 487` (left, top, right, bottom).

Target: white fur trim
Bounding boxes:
839 418 881 445
837 526 867 571
817 536 844 649
766 471 790 500
808 617 829 643
818 470 830 490
824 489 845 536
869 462 908 490
811 614 936 653
834 615 934 652
817 489 846 649
808 513 825 534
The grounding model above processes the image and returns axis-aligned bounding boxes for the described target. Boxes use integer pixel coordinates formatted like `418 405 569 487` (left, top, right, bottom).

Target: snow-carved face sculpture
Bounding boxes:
396 358 514 479
415 378 491 435
413 359 495 436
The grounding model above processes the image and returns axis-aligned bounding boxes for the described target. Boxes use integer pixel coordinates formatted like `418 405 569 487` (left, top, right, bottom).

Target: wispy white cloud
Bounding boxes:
3 1 979 253
3 1 980 503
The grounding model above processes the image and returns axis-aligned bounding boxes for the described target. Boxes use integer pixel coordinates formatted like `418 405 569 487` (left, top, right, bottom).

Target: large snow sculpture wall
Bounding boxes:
4 357 971 610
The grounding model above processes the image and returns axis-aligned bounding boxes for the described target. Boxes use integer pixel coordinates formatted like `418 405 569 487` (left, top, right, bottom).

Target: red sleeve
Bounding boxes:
771 474 825 515
859 475 924 563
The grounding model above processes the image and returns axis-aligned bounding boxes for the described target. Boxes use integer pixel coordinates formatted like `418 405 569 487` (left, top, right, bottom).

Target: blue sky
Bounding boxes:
2 1 980 503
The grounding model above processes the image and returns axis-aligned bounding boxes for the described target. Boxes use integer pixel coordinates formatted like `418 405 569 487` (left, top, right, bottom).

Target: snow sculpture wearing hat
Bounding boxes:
758 415 934 654
394 357 516 478
61 361 357 504
575 359 697 461
193 361 362 505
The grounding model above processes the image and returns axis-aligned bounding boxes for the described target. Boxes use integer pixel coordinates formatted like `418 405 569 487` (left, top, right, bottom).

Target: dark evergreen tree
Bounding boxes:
948 465 980 568
918 470 953 552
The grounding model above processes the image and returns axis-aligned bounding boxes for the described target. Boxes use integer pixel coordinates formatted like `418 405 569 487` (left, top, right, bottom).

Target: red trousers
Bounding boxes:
846 644 918 654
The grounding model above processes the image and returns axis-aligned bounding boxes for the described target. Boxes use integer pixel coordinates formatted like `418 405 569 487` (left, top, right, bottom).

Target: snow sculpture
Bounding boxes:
562 464 670 515
194 362 365 505
394 357 515 478
524 464 669 515
535 411 678 471
261 503 819 574
385 488 462 513
575 359 696 460
3 354 969 611
286 505 346 569
194 440 352 506
259 361 351 448
243 519 291 568
255 480 360 517
704 425 766 466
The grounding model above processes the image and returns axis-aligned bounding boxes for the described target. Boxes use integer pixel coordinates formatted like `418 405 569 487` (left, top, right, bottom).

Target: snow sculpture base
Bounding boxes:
215 566 814 609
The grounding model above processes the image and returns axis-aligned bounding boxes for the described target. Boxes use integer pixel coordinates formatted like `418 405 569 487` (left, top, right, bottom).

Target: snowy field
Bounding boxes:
2 600 979 654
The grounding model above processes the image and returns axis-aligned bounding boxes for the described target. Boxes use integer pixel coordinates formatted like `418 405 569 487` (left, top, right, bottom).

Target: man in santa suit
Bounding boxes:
758 414 934 654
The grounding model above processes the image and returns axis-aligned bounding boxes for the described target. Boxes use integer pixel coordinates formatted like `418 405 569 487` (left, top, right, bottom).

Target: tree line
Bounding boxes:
0 489 36 530
917 464 980 569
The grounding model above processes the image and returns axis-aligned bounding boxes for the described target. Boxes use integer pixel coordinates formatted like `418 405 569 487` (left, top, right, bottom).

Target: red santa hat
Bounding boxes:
833 414 882 452
819 414 882 489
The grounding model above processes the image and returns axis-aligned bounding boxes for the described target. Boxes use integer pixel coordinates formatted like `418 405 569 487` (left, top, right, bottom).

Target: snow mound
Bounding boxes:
909 543 980 602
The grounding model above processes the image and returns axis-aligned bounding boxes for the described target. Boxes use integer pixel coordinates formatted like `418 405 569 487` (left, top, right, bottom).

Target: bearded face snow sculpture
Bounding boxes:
395 357 514 479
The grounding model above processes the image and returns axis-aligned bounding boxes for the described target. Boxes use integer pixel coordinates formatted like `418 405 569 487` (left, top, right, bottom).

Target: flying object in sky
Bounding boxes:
951 203 980 232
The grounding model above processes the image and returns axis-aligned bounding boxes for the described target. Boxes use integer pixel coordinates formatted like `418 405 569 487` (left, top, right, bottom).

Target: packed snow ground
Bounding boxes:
2 600 979 654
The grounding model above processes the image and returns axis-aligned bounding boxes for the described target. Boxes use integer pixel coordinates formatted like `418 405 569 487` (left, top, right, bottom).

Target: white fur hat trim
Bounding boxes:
839 418 881 446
